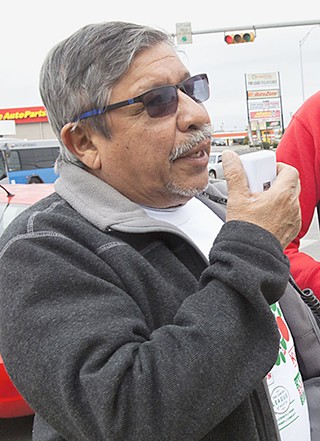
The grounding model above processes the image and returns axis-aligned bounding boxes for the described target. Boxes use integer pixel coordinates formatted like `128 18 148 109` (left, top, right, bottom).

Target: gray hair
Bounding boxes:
39 21 174 169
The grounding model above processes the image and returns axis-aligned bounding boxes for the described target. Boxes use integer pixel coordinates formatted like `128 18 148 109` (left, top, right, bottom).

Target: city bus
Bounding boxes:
0 138 60 184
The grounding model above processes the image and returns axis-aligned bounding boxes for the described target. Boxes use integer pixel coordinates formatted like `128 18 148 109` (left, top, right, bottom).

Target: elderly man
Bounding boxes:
0 22 310 441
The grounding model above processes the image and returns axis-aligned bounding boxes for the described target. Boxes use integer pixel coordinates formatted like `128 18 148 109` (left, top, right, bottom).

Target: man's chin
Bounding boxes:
165 181 208 199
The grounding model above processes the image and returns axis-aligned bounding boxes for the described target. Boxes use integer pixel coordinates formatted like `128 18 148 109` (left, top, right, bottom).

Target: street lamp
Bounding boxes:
299 25 320 102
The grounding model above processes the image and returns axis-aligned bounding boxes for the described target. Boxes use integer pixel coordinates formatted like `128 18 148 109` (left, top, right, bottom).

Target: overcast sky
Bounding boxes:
1 0 319 131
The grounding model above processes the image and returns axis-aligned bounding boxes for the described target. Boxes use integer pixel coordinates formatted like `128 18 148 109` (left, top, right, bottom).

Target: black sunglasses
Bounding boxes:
74 73 209 121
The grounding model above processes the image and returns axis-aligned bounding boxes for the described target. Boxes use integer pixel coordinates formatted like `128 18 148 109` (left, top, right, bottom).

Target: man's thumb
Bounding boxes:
222 150 250 194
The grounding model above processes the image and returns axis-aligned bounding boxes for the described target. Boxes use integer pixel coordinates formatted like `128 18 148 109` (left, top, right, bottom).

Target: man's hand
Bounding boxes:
222 150 301 249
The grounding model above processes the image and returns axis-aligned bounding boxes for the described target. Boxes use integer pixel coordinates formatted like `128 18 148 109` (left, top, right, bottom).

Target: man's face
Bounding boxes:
90 43 211 208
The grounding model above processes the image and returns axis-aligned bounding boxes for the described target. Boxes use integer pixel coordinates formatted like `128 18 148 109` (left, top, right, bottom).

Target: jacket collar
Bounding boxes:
54 162 228 233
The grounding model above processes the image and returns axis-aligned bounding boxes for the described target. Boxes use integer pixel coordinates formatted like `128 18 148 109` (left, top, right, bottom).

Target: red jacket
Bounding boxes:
276 91 320 298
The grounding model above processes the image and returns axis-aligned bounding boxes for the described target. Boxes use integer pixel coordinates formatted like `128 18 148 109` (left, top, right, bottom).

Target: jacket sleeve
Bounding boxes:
276 91 320 299
0 215 288 441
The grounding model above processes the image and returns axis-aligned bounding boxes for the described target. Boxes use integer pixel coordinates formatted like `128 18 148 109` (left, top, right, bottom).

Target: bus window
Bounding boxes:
17 148 58 170
0 141 60 184
6 151 21 171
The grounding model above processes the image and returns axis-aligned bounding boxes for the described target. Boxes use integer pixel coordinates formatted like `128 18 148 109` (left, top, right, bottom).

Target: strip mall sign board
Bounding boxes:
245 72 283 132
0 106 48 124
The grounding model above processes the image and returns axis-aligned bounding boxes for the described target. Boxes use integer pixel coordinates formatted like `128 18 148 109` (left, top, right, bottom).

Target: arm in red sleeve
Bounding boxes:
276 91 320 298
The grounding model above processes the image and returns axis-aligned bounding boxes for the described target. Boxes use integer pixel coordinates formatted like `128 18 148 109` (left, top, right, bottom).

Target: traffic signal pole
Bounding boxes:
174 19 320 138
173 19 320 39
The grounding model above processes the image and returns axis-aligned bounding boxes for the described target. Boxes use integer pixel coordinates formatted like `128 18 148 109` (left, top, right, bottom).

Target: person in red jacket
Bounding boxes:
276 91 320 299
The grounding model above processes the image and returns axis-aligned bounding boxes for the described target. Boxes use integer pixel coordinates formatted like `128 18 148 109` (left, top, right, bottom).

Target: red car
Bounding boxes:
0 183 54 418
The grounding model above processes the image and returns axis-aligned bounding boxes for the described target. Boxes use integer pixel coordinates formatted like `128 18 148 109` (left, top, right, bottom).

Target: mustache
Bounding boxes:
169 124 212 162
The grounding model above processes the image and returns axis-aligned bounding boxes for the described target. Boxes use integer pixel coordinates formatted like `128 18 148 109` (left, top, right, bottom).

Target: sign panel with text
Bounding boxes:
245 72 283 135
0 106 48 124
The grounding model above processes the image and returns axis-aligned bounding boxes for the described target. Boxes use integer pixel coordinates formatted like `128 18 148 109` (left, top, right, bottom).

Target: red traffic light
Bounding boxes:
224 31 256 45
224 34 233 44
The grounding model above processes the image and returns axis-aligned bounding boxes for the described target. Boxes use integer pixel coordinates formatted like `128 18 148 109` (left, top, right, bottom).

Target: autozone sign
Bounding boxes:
247 90 279 99
0 106 48 124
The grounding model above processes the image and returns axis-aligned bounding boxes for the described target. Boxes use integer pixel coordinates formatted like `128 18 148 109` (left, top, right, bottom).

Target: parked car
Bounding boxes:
0 183 54 235
0 355 34 418
207 152 224 179
211 138 226 146
0 183 54 418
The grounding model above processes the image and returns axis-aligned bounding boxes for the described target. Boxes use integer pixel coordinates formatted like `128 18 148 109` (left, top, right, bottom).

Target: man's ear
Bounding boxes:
61 123 101 170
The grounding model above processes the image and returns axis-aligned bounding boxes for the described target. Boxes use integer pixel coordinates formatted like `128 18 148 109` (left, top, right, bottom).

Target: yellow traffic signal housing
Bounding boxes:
224 30 256 44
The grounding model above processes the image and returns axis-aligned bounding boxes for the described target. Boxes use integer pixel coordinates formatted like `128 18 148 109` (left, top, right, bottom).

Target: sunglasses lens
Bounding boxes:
140 75 209 118
143 86 178 118
183 75 209 103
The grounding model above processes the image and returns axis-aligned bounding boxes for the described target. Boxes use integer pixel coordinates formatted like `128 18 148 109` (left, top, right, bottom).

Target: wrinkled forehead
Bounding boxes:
115 43 189 91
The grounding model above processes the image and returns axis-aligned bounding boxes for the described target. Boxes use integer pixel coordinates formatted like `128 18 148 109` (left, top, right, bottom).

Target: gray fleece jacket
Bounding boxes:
0 162 291 441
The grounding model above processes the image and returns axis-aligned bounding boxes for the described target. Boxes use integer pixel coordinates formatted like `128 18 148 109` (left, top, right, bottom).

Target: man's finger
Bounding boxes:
269 162 300 197
222 150 250 195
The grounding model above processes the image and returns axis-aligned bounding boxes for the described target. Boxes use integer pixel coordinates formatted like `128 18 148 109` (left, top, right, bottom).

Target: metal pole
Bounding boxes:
172 19 320 38
277 72 285 134
299 41 305 102
299 25 320 102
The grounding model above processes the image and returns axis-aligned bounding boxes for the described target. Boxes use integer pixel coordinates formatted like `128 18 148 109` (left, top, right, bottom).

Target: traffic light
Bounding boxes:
224 30 256 45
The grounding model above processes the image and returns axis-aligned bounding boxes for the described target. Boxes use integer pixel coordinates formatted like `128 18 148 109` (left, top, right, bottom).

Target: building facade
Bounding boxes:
0 106 55 139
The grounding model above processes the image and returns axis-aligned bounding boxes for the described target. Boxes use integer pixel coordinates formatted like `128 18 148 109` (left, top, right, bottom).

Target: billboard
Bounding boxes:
245 72 284 133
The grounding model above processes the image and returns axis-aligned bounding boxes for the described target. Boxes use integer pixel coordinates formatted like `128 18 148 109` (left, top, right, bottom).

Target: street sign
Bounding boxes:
176 22 193 44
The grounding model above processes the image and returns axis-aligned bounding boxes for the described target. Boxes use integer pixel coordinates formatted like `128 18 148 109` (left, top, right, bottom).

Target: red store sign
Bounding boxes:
0 106 48 124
